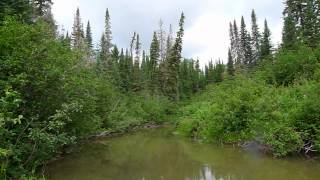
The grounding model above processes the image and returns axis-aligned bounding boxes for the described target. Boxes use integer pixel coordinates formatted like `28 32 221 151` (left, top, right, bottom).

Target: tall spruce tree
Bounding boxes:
240 16 253 67
302 0 318 48
282 13 297 49
239 16 247 65
85 21 93 49
104 8 112 55
233 20 241 67
229 22 236 63
149 32 160 93
133 34 141 91
158 19 167 62
167 13 185 101
130 32 137 58
261 19 272 60
98 33 108 71
71 8 85 51
251 9 261 65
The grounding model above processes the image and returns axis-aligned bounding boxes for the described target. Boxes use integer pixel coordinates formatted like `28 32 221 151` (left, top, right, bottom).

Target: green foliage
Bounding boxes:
177 74 320 157
106 94 172 132
264 45 318 85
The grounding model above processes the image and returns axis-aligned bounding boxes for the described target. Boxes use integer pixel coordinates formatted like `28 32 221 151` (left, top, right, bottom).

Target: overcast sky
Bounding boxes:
52 0 284 65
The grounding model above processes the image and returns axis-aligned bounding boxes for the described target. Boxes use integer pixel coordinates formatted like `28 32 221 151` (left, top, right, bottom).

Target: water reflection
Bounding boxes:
45 128 320 180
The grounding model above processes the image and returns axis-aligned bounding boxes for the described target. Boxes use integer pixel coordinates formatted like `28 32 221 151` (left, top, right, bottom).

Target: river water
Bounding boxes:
45 128 320 180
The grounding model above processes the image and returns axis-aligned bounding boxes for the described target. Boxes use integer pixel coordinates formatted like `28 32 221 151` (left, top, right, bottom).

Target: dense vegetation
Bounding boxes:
0 1 210 179
177 0 320 157
1 0 320 178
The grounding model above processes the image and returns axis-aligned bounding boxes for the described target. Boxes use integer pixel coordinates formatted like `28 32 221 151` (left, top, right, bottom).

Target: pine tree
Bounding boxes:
149 32 160 93
111 45 120 84
85 21 93 49
98 33 108 71
239 16 247 65
141 50 148 89
133 34 141 91
245 33 254 67
213 60 225 83
104 9 112 54
166 24 174 58
261 19 272 60
98 9 113 74
240 16 253 67
233 20 241 67
229 22 236 62
227 48 235 76
282 0 319 48
302 0 317 48
158 19 167 62
194 59 201 91
0 0 32 23
166 13 185 101
130 32 137 58
251 9 261 65
71 8 85 51
282 13 297 49
134 34 141 64
119 48 127 91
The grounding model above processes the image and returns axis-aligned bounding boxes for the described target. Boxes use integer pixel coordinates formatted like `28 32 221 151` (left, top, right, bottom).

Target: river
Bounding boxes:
45 128 320 180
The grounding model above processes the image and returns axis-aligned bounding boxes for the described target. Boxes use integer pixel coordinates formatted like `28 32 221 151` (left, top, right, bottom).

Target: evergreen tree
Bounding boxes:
233 20 241 67
158 19 167 62
166 24 174 58
98 9 113 74
227 48 235 76
229 22 236 62
141 50 148 89
149 32 160 93
130 32 137 57
239 16 247 65
194 59 201 92
134 33 141 64
85 21 93 49
261 19 272 60
98 33 108 71
71 8 85 51
240 16 253 67
104 8 112 55
133 34 141 91
166 13 185 101
282 14 297 49
213 60 225 83
251 9 261 64
0 0 32 23
118 48 127 91
302 0 318 48
111 45 120 84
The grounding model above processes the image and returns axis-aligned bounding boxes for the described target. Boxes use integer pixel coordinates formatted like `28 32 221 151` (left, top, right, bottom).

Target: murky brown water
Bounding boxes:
45 128 320 180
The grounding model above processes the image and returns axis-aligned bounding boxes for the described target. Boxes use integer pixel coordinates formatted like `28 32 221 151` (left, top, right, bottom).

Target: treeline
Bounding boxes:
177 0 320 157
67 8 209 100
227 10 272 73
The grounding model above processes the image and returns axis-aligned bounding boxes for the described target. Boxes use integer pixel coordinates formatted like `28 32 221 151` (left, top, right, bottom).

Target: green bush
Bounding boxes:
177 75 320 156
265 46 318 86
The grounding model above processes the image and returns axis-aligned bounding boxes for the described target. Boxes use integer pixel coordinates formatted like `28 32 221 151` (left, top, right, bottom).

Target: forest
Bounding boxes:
1 0 320 179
